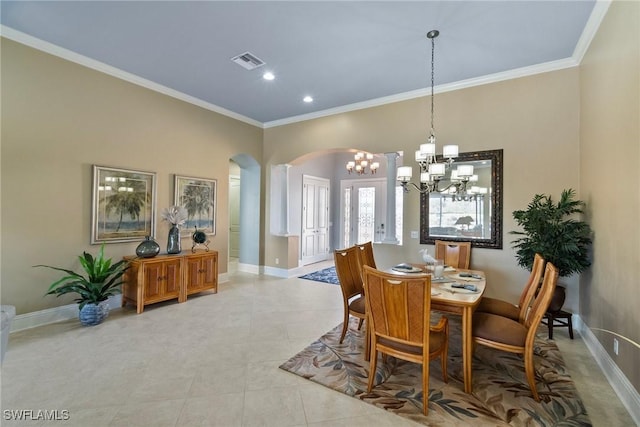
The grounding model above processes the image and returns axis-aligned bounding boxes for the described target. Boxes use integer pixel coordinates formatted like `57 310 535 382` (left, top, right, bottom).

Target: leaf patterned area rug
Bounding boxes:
298 266 339 285
279 316 591 426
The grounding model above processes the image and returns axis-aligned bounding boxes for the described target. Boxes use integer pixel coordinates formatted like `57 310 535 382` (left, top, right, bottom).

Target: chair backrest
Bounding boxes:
362 265 431 349
517 253 546 323
524 262 559 337
355 241 376 269
334 246 364 300
434 240 471 269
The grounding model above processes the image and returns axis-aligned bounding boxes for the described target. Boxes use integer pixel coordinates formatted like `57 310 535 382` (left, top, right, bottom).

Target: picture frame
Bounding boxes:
91 165 157 244
174 175 217 236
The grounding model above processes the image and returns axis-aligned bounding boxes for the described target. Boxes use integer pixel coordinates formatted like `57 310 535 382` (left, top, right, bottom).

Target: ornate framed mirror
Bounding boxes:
420 149 503 249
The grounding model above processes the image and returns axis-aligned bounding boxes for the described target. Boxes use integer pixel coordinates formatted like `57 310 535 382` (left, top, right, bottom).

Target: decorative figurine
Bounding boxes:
192 226 210 252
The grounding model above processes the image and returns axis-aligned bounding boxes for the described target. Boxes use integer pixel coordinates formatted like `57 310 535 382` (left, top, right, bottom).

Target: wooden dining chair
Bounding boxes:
334 246 366 343
355 241 376 269
434 240 471 269
476 253 546 323
472 262 559 401
362 265 448 416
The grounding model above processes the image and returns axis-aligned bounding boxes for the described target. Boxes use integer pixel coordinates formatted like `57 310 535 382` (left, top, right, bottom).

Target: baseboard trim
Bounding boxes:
577 315 640 425
11 295 123 333
261 265 308 278
238 263 260 274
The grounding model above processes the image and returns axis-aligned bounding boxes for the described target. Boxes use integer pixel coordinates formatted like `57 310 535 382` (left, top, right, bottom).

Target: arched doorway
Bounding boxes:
229 154 261 274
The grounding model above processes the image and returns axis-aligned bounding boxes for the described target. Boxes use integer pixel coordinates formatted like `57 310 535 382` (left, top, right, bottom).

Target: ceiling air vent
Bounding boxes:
230 52 265 70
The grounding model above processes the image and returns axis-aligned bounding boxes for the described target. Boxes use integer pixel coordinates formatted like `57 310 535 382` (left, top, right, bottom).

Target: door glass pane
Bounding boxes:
343 187 351 248
357 187 375 243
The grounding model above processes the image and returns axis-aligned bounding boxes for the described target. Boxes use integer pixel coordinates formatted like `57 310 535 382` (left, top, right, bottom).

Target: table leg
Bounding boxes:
462 306 473 393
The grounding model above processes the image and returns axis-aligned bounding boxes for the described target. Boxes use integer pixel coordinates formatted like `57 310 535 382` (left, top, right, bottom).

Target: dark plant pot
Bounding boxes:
548 285 566 313
79 301 110 326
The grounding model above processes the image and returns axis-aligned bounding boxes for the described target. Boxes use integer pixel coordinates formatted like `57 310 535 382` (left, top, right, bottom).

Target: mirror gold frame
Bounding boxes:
420 149 503 249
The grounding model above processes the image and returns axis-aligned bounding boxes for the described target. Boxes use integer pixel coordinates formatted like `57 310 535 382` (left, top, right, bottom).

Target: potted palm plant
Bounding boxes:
35 244 129 326
510 189 592 311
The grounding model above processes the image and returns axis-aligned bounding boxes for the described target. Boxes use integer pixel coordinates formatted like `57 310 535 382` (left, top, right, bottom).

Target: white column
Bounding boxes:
383 152 399 244
269 164 291 235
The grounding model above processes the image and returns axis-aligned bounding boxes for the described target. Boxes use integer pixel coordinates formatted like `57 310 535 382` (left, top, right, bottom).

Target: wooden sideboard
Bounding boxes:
122 250 218 314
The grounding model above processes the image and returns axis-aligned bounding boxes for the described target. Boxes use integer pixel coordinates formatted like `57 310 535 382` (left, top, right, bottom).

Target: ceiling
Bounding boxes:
1 1 599 127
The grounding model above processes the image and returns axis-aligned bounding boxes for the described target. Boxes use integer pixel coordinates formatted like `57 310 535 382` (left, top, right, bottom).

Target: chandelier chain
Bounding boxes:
430 34 435 138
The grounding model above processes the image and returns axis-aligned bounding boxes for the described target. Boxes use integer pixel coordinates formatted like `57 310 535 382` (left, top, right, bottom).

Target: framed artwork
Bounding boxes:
174 175 217 235
91 165 156 244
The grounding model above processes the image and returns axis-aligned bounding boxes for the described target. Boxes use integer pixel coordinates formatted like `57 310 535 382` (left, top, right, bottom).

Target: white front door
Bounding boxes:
340 178 387 248
301 175 330 265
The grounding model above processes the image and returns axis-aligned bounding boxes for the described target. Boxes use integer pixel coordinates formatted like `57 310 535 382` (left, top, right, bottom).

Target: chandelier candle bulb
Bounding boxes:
397 166 413 181
457 164 474 177
429 163 446 177
420 143 436 155
443 145 459 159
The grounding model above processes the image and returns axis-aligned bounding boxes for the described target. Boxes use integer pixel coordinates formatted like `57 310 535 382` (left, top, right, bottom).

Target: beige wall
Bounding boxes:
3 3 638 396
1 39 263 313
579 0 640 392
264 68 582 311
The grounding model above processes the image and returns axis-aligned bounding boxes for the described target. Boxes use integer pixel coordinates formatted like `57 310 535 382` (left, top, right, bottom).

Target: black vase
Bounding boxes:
167 224 181 254
136 236 160 258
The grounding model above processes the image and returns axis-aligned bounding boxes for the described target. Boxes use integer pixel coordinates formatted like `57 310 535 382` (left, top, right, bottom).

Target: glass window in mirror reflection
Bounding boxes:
428 193 489 239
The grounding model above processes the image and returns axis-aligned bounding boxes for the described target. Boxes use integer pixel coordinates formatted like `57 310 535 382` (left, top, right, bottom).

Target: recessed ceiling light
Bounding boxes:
263 72 275 81
303 96 313 103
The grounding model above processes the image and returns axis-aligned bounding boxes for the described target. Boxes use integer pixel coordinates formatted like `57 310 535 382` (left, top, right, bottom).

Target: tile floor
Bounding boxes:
0 262 634 426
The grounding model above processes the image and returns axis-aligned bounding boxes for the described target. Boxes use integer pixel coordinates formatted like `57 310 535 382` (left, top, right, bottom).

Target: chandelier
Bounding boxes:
346 152 380 175
397 30 469 195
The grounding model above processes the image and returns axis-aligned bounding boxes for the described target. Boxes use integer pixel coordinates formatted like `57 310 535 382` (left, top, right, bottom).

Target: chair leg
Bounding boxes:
524 349 540 401
440 320 449 383
367 344 378 393
357 318 364 331
546 313 554 340
422 355 430 416
567 314 574 339
339 310 349 343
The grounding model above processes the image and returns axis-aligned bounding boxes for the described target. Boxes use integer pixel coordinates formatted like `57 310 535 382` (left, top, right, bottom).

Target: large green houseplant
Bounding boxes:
510 189 592 310
35 244 129 326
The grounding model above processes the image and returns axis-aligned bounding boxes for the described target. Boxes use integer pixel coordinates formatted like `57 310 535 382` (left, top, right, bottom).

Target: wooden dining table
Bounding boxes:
387 264 486 394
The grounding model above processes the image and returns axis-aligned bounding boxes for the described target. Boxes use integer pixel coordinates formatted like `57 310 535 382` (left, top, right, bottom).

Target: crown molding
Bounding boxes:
572 0 612 64
0 26 263 128
263 57 579 128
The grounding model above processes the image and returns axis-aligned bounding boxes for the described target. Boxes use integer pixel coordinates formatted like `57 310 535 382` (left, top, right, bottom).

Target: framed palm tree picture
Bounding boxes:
174 175 217 236
91 165 157 244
